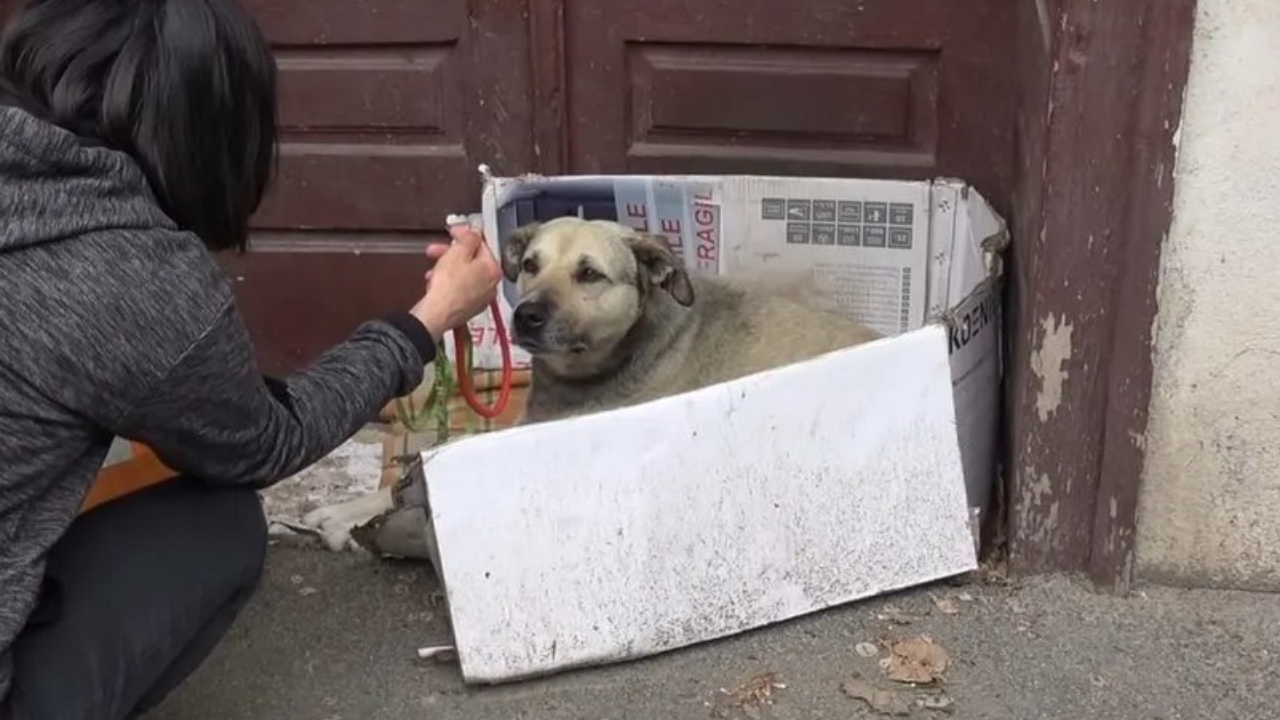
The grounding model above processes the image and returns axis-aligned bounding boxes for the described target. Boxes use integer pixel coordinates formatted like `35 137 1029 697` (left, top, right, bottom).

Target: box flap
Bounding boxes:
425 326 977 683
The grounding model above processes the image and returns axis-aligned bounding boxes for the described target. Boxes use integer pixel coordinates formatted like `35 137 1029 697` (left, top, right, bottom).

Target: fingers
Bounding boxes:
424 242 448 261
425 231 479 275
424 225 499 292
448 227 485 258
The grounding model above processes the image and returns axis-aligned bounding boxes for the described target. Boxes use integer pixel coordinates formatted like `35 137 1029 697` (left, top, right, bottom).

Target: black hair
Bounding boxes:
0 0 278 253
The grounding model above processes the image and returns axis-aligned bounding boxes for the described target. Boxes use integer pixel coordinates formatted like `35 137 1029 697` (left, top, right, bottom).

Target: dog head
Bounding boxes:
501 217 694 368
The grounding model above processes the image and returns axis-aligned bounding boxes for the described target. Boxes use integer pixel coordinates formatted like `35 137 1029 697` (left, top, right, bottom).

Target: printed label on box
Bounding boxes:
473 175 959 367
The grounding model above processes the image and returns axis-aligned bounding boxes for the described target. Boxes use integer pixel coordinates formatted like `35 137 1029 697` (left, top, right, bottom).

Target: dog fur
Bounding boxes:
504 217 881 422
302 217 881 553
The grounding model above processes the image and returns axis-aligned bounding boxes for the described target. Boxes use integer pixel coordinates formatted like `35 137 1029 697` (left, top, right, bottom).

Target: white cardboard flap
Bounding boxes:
426 325 977 683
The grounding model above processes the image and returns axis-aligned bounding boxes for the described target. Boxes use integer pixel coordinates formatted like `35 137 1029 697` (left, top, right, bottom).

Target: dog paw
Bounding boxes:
300 489 395 553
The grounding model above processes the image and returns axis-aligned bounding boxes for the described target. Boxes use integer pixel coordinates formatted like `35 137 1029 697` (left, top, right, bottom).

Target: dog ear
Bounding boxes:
627 232 695 307
502 222 541 282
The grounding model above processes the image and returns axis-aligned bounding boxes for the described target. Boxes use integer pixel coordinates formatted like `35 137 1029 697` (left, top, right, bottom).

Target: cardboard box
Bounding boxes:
425 173 1006 683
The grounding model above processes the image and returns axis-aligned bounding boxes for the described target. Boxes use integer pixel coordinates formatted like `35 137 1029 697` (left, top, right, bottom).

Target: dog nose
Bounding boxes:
513 301 549 331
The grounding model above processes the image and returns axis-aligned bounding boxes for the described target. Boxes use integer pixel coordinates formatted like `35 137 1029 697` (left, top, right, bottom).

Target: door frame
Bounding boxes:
1005 0 1198 591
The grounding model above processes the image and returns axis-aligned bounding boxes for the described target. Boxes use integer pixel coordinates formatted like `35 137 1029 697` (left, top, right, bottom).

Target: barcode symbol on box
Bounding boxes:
901 268 912 333
813 200 837 223
865 202 888 224
889 228 913 250
865 226 887 247
786 222 811 244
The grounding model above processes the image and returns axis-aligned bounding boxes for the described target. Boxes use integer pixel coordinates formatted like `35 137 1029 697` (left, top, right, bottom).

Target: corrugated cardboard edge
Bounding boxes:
934 180 1010 554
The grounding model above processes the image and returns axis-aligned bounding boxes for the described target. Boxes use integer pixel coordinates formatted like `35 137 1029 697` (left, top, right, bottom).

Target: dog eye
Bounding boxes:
576 266 605 283
521 257 539 275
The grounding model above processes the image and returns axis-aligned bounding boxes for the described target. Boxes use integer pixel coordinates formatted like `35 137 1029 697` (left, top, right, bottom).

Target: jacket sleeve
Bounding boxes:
114 297 436 488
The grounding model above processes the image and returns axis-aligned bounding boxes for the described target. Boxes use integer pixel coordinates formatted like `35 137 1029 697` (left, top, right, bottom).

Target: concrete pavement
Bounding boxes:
149 544 1277 720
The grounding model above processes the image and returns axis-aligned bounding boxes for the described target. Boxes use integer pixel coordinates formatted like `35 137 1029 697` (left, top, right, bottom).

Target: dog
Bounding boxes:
301 216 882 557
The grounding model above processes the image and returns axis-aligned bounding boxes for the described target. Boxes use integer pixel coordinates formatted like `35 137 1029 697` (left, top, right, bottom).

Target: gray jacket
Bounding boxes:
0 105 435 699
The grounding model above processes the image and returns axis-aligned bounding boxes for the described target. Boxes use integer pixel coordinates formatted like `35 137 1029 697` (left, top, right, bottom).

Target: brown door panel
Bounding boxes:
564 0 1015 209
244 0 535 231
228 0 534 374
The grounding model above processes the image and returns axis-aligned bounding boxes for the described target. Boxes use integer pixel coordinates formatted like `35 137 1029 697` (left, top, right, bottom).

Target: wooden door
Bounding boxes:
227 0 535 374
4 0 1017 374
557 0 1016 212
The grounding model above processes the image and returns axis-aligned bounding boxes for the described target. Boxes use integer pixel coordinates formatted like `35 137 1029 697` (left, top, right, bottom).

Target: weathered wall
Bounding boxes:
1137 0 1280 590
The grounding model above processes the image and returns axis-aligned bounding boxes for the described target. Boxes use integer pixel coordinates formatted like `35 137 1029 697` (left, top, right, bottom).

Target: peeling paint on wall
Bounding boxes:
1031 314 1074 422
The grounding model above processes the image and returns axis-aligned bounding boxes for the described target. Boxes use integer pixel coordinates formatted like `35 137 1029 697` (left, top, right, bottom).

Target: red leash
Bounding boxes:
443 215 515 419
451 298 515 419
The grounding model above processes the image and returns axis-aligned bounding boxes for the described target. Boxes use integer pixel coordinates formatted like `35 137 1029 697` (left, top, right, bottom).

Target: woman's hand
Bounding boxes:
410 226 503 342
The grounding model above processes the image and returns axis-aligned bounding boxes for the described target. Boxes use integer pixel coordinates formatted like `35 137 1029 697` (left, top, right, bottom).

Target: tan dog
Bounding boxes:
302 217 881 555
505 216 882 422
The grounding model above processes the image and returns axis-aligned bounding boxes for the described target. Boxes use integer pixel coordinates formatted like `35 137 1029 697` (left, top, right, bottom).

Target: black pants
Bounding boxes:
2 478 267 720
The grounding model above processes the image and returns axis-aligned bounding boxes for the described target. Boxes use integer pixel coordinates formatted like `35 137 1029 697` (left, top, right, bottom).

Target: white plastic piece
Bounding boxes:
416 645 458 663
